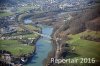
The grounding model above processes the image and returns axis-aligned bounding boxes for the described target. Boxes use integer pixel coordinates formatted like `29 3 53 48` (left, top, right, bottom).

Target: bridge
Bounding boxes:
18 24 52 39
33 31 52 39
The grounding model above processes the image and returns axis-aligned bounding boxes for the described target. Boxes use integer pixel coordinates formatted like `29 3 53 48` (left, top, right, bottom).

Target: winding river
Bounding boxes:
24 19 53 66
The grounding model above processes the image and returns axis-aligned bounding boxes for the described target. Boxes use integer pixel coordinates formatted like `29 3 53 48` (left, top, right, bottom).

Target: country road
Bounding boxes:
53 14 72 59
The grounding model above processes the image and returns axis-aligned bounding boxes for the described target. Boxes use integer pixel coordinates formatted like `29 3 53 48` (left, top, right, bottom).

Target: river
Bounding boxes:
24 19 53 66
24 18 32 24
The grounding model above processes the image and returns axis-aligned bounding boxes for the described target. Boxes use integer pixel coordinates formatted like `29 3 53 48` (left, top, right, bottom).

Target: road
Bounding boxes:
53 14 73 59
54 23 64 58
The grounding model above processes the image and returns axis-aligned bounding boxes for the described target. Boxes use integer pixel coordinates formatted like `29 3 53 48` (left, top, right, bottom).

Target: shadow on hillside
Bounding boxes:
60 51 80 58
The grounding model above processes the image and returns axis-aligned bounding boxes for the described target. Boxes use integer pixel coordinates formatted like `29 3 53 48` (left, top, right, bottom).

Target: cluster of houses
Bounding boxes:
0 34 35 40
0 12 17 34
0 35 23 40
59 0 96 10
0 25 18 34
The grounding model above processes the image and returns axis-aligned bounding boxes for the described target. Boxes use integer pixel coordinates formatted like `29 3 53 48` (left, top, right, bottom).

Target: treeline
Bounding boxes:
62 4 100 34
86 17 100 31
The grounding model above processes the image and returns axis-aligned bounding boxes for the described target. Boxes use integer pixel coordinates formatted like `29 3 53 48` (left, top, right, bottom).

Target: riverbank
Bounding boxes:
0 8 64 66
0 17 42 66
43 27 60 66
0 34 41 66
24 25 53 66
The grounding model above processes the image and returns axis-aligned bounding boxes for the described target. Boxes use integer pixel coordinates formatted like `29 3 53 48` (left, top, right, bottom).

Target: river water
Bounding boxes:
24 19 53 66
24 18 32 24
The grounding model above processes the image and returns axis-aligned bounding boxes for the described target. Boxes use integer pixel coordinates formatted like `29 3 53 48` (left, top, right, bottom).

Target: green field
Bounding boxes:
0 4 35 17
23 34 38 38
17 6 33 13
0 12 13 17
64 30 100 66
16 4 37 13
25 25 40 31
0 24 40 57
0 40 35 56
